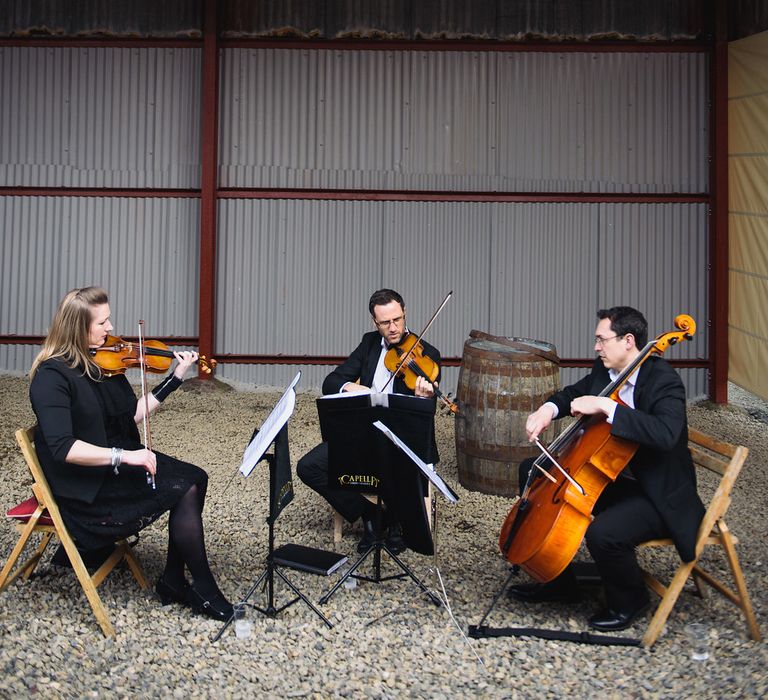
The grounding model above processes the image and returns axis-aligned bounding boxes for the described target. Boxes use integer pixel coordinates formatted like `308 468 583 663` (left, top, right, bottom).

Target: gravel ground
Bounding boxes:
0 373 766 699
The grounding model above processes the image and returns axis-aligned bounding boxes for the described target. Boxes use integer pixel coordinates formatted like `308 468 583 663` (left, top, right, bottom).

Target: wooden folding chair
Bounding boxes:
0 426 149 637
639 427 761 648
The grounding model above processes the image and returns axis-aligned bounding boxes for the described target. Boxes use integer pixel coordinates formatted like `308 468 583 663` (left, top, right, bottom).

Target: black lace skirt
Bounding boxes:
56 452 208 550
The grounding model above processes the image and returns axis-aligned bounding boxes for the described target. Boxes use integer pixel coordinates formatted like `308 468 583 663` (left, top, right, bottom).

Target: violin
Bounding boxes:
91 335 216 376
498 314 696 583
384 333 459 415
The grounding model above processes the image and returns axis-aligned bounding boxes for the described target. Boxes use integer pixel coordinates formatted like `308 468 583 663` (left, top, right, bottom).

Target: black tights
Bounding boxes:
162 484 220 596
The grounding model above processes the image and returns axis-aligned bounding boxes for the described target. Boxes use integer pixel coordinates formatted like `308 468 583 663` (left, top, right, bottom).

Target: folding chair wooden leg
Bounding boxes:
696 524 761 641
333 511 344 545
642 561 696 647
0 508 51 591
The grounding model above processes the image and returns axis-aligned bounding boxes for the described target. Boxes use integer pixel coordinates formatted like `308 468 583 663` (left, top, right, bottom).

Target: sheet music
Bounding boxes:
372 420 459 503
239 371 301 477
319 387 373 398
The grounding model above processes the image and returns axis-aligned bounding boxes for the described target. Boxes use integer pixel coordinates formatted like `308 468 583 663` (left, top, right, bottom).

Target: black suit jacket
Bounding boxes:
323 330 441 397
29 359 138 503
547 356 704 562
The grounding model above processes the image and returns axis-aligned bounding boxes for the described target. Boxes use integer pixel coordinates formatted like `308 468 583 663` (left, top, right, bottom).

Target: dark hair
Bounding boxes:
597 306 648 348
368 289 405 316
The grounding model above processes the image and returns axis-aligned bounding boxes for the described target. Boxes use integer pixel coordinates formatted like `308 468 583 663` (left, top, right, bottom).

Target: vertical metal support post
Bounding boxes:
198 0 219 379
709 0 729 403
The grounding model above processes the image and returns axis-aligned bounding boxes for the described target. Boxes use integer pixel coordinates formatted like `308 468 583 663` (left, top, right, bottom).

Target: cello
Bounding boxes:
498 314 696 583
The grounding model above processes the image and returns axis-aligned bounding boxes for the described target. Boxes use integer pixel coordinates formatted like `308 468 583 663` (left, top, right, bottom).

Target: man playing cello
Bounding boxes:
508 306 705 631
297 289 440 554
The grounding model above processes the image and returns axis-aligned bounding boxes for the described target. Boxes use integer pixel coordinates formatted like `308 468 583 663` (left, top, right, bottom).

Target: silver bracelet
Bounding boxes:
111 447 123 476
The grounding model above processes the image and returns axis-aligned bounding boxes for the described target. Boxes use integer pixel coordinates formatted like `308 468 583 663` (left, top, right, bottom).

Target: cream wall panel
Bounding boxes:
730 94 768 153
730 156 768 214
729 31 768 96
730 213 768 277
729 30 768 401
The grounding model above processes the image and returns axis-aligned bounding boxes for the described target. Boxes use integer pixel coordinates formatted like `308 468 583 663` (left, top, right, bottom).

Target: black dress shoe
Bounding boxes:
507 580 580 604
186 585 234 622
385 524 407 555
587 602 650 632
357 518 377 553
155 577 191 606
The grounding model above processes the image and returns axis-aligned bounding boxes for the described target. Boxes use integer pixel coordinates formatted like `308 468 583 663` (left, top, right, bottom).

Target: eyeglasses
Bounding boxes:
594 334 623 347
374 315 405 328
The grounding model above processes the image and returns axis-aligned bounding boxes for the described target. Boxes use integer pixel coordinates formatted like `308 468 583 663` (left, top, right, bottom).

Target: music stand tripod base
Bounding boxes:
212 450 333 642
319 532 440 607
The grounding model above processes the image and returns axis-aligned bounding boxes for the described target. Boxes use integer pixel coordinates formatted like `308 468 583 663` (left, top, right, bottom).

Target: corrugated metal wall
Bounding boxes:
214 198 708 397
0 195 201 332
0 45 710 397
218 50 708 192
0 47 201 188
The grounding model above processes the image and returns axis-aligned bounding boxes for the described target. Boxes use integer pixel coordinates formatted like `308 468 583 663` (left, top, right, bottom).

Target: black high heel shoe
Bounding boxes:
155 577 191 606
186 584 234 621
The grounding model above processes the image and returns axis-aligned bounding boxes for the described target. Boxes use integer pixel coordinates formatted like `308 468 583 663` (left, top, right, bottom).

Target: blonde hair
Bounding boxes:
30 287 109 379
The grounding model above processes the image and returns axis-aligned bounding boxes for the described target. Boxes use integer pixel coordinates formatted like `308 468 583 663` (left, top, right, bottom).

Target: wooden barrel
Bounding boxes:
455 332 560 497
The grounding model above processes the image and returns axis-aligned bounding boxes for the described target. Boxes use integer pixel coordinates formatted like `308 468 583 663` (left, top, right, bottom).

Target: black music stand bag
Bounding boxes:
318 393 436 555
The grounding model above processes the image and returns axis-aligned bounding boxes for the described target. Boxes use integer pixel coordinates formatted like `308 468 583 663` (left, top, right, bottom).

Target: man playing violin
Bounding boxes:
297 288 440 553
508 306 705 632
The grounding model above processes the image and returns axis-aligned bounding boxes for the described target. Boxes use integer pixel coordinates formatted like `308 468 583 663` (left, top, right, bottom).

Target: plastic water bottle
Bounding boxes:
233 603 252 639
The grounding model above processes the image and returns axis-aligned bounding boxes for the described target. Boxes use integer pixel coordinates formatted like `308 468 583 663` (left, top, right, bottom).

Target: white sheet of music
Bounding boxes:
238 371 301 477
372 420 459 504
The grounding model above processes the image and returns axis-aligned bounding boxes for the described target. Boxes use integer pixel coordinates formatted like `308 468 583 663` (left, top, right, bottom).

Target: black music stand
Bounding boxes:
316 392 441 606
212 375 332 642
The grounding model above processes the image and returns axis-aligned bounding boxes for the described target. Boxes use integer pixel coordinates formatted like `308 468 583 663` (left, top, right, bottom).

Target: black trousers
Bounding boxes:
518 458 667 612
297 442 371 524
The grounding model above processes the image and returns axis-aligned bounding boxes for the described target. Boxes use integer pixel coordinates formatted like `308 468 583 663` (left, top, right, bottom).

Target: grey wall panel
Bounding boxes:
0 47 201 188
219 49 708 193
559 366 708 402
213 199 708 399
378 201 493 361
217 199 383 356
0 344 38 376
0 196 200 338
489 203 601 360
598 203 709 362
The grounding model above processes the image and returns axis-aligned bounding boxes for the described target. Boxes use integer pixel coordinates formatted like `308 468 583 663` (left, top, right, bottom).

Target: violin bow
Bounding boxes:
138 320 156 490
381 290 453 393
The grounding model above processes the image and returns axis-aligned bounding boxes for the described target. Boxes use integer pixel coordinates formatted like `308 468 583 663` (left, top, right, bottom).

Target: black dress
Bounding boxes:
30 360 207 550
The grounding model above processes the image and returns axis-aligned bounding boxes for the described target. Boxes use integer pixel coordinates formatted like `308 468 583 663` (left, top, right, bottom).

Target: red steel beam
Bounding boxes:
0 186 707 204
0 337 708 372
709 0 729 403
0 187 198 198
220 39 708 53
0 37 707 53
218 188 708 204
197 0 219 380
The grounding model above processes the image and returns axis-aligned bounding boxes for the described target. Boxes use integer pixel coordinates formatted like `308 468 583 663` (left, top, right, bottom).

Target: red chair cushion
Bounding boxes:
6 496 54 527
